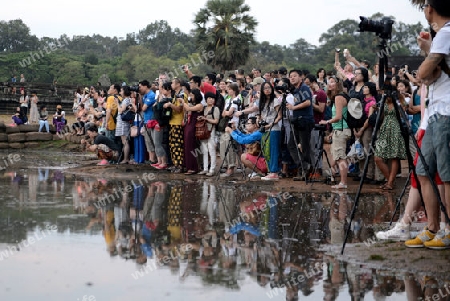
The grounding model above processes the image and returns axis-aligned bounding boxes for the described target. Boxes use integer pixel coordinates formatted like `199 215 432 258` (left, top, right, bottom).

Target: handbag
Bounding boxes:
121 103 135 122
130 125 139 137
195 119 211 140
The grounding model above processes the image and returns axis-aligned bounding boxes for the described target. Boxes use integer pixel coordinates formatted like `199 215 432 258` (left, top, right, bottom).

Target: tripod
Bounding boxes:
278 91 308 182
216 135 246 180
309 126 336 185
341 37 449 254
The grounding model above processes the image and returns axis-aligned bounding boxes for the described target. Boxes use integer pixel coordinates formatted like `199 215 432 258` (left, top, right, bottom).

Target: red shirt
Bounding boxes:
313 89 327 124
201 82 216 95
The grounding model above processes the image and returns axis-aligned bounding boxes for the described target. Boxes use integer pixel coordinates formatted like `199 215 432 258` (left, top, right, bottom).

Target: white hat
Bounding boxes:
347 98 363 119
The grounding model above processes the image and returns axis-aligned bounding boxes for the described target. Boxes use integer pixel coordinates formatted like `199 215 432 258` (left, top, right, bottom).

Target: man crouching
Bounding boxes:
81 125 121 165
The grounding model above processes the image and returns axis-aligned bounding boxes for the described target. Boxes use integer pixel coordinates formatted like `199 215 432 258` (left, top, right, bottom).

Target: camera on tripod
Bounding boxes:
129 85 140 92
358 16 394 40
275 83 290 94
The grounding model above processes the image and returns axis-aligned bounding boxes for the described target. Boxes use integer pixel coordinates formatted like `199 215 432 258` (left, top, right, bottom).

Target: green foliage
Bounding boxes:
193 0 258 72
0 13 426 85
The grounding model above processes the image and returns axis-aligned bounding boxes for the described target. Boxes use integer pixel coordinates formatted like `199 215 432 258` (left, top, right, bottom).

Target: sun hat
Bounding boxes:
347 98 363 119
251 77 265 86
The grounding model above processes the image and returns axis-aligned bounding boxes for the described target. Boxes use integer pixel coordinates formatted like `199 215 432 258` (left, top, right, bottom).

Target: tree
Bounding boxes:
193 0 258 72
0 19 39 53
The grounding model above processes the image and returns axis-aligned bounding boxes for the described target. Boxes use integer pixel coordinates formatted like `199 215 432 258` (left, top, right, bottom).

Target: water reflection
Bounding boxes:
1 171 450 300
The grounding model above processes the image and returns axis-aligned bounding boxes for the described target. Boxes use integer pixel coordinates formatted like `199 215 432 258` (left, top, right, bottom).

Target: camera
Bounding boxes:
358 16 394 40
275 83 290 94
227 122 233 127
245 84 253 91
129 85 139 92
314 124 327 131
232 98 241 106
160 97 172 104
335 48 341 53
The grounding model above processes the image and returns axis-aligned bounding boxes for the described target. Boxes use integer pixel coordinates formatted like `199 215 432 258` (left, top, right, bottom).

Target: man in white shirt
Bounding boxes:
406 0 450 249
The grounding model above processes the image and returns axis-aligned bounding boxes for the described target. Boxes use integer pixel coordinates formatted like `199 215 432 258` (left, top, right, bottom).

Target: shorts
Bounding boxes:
245 153 268 173
331 129 351 161
416 114 450 182
411 129 443 188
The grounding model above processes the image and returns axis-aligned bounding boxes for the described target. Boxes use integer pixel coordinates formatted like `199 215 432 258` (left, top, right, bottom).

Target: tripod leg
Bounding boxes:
216 137 233 180
389 170 412 226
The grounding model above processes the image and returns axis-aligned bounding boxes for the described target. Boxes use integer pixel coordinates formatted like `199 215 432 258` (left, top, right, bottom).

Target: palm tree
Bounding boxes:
193 0 258 72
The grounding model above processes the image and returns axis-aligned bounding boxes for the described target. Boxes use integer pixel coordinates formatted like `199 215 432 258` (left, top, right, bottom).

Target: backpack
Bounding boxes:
341 94 367 129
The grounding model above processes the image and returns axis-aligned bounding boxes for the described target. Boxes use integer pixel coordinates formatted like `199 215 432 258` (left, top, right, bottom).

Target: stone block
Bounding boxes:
9 143 24 149
25 132 53 141
0 133 7 142
8 133 26 143
18 124 39 132
5 126 20 134
24 142 40 148
0 142 9 149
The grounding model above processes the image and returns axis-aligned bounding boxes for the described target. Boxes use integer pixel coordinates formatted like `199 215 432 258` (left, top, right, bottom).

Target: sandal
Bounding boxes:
381 184 394 190
331 182 347 189
184 170 197 175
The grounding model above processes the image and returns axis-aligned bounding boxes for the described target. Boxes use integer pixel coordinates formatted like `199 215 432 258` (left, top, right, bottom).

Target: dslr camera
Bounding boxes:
258 120 268 133
129 85 139 92
358 16 394 40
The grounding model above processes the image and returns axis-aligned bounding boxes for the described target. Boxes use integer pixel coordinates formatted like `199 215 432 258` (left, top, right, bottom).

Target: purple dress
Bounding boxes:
183 111 200 172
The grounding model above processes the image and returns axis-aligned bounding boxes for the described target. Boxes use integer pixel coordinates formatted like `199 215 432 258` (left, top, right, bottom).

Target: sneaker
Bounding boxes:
424 229 450 250
248 172 261 180
198 170 208 175
206 172 214 177
97 159 109 166
405 227 435 248
248 172 257 178
376 221 410 241
293 171 306 181
261 173 279 181
220 173 231 178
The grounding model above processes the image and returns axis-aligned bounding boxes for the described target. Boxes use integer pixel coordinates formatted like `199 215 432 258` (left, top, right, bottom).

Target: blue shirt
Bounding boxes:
142 90 156 122
230 129 262 144
292 83 314 123
410 94 421 135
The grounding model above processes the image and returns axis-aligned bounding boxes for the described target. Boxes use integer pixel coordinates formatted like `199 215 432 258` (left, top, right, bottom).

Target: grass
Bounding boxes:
369 254 385 261
38 140 70 149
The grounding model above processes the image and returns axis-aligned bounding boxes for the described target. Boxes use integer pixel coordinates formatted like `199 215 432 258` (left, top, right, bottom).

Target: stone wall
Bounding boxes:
0 121 84 149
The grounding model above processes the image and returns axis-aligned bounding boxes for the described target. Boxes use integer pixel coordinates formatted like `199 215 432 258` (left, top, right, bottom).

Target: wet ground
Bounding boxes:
1 150 450 301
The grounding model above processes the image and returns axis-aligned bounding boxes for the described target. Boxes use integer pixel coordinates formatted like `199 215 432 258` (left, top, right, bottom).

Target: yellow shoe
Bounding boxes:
424 230 450 250
405 228 435 248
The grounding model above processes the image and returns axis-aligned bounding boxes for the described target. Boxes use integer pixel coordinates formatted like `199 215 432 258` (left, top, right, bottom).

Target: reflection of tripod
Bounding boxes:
309 126 335 185
216 135 246 180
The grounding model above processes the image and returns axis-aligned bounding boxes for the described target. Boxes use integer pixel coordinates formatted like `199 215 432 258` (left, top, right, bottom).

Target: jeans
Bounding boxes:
38 120 49 132
267 130 281 173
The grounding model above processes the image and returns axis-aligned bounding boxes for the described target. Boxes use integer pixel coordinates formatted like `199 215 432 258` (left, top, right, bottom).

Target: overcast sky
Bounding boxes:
1 0 426 47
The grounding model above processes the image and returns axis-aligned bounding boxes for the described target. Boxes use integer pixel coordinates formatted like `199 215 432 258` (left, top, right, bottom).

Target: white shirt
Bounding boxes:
427 23 450 116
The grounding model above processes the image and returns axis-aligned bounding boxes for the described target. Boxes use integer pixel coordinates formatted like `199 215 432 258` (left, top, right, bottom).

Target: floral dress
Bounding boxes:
374 103 407 160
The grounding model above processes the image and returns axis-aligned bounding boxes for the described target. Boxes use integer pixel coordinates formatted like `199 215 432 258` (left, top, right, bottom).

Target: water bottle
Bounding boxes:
355 141 364 160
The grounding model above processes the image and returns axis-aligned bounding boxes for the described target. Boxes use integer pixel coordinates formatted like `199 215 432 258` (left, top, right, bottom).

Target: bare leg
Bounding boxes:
338 158 348 185
121 136 130 163
418 175 440 233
